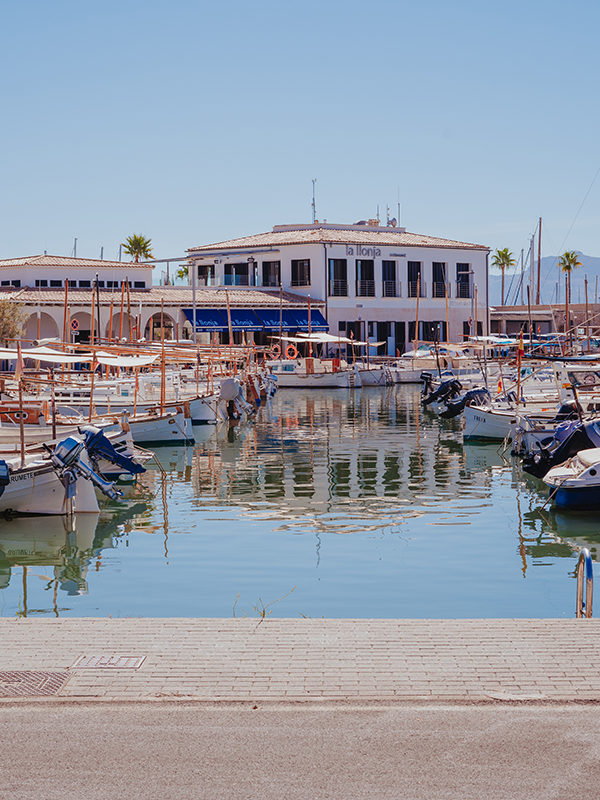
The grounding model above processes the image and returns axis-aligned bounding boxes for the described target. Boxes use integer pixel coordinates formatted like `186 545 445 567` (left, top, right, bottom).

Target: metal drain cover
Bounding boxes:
72 654 146 669
0 671 70 697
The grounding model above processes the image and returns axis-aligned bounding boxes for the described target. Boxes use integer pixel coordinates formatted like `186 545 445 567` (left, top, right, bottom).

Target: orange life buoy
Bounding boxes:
285 344 298 360
270 344 281 359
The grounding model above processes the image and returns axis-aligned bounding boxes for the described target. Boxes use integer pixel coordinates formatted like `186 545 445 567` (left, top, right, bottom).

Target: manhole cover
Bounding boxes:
72 655 146 669
0 671 70 697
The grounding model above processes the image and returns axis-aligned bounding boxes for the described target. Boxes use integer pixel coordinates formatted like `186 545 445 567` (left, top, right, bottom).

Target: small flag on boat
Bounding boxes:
497 375 503 394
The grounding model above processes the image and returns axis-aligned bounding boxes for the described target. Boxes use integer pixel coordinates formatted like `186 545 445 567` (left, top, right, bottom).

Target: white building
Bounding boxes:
187 221 489 353
0 254 320 345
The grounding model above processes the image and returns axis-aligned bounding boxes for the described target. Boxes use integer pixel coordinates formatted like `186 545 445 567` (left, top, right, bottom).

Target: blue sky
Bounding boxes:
1 0 599 282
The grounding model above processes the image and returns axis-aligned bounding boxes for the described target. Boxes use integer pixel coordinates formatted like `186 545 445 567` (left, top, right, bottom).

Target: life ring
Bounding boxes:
285 344 298 360
270 344 281 359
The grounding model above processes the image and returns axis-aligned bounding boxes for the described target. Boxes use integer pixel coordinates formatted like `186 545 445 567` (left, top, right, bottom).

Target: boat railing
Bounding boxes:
576 548 593 618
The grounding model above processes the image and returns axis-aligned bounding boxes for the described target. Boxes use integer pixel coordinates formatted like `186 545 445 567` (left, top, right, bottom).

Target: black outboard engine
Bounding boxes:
422 378 463 407
420 372 434 396
79 425 145 476
553 400 579 422
50 436 121 500
0 461 10 499
440 387 492 419
522 419 600 478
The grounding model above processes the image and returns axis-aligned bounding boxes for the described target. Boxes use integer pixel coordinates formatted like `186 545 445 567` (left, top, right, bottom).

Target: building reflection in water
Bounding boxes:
0 386 594 615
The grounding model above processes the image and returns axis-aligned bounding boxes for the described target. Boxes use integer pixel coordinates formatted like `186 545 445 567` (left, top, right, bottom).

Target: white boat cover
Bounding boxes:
95 351 160 367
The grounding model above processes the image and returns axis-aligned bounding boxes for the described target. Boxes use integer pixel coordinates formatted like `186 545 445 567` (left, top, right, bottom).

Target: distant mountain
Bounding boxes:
489 252 600 306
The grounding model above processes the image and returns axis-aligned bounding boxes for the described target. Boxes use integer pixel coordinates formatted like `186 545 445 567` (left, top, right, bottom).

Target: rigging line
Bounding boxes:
540 163 600 291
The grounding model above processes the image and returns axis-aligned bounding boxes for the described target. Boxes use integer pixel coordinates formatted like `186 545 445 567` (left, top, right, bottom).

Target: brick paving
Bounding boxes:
1 618 600 702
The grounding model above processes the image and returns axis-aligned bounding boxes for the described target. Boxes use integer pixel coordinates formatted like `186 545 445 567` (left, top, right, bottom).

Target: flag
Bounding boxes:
497 375 503 395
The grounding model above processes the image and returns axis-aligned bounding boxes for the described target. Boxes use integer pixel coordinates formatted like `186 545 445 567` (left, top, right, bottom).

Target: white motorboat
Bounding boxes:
265 358 361 389
544 448 600 510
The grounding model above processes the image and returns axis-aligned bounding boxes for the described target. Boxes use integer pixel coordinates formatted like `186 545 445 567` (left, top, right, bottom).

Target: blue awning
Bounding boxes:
281 309 329 331
227 309 263 331
253 309 291 330
182 309 228 331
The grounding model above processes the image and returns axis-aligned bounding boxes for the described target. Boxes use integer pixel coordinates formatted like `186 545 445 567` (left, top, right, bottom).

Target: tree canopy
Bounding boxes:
121 234 153 263
491 247 515 305
0 300 24 342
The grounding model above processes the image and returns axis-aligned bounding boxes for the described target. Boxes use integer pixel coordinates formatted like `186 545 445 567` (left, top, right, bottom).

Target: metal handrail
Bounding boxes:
576 548 593 618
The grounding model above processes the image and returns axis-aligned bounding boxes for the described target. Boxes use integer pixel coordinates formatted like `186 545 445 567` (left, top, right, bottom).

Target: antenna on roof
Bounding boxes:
73 237 77 258
376 205 380 224
119 244 122 262
311 178 317 224
100 246 104 260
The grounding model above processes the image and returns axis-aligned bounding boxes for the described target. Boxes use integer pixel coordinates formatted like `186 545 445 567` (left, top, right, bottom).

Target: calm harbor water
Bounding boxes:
0 386 593 619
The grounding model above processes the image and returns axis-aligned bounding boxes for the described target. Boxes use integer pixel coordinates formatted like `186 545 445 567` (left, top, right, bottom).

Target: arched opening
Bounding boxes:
70 311 93 344
145 312 174 341
23 312 60 342
106 312 135 341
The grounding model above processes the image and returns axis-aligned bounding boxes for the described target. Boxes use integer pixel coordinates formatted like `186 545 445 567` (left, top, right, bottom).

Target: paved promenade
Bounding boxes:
1 617 600 703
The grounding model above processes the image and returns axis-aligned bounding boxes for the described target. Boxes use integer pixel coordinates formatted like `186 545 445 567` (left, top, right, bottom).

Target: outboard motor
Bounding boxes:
218 377 255 420
79 425 145 476
440 387 492 419
50 436 121 500
422 378 463 407
0 460 10 499
420 372 434 396
522 419 600 479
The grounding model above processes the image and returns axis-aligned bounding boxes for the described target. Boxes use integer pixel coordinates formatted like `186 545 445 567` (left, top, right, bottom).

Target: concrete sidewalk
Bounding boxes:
1 617 599 703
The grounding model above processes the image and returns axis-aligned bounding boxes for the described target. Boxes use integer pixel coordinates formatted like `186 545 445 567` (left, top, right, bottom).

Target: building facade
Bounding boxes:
187 222 490 353
0 254 321 345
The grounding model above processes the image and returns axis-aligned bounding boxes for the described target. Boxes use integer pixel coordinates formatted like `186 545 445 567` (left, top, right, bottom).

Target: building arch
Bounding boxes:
145 311 175 341
69 311 93 344
23 312 60 342
106 312 135 341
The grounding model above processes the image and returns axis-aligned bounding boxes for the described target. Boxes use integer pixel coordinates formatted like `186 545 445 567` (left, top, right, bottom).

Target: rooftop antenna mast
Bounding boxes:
311 178 317 223
73 237 77 258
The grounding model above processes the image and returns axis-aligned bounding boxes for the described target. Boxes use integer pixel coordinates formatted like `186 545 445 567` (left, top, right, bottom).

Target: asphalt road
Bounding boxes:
1 702 599 799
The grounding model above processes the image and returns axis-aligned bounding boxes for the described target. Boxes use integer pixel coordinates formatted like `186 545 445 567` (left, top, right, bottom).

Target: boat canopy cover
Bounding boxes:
25 346 93 364
95 351 159 367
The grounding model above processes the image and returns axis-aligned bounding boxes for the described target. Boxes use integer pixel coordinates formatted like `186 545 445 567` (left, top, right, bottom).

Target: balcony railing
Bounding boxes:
262 277 280 288
224 275 250 286
432 281 447 298
408 280 426 298
291 278 311 287
329 279 348 296
356 279 375 297
382 280 398 298
455 281 472 299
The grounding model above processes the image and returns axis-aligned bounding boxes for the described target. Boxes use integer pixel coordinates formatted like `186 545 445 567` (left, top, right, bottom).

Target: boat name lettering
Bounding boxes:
345 246 381 257
10 473 30 483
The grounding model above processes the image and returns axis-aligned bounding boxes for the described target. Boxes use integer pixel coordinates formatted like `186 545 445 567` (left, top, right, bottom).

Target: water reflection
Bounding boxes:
0 386 595 617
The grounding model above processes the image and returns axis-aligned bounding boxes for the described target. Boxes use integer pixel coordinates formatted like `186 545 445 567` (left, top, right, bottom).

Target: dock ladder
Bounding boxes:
576 548 593 618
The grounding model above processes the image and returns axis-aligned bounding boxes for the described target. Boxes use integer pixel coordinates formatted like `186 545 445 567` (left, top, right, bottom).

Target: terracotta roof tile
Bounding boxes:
188 225 488 253
0 254 150 269
1 286 320 308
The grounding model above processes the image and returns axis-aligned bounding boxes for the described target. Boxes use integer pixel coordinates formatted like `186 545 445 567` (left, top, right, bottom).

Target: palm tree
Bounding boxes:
121 234 153 263
558 250 582 347
491 248 516 305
